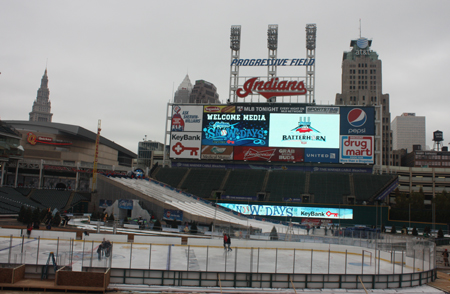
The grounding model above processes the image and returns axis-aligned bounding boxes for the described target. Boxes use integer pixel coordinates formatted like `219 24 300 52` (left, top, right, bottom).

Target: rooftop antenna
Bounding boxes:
359 19 362 38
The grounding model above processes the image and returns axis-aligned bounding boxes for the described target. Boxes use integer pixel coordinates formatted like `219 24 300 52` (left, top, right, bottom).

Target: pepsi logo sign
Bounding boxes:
347 108 367 127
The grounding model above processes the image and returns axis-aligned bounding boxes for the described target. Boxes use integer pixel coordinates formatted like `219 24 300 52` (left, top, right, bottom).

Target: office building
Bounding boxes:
174 75 193 104
189 80 220 104
335 37 392 166
29 69 53 122
391 113 426 152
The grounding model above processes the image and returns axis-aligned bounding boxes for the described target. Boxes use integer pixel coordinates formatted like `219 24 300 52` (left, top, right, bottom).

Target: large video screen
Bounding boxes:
168 103 375 164
268 113 340 148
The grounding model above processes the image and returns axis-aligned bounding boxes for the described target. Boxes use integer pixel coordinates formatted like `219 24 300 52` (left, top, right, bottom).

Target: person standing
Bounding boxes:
443 249 449 266
223 233 228 250
97 243 103 260
226 234 232 251
26 224 32 238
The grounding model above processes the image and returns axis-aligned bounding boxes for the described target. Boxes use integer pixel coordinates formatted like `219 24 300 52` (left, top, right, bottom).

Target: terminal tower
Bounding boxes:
335 37 392 166
29 69 53 122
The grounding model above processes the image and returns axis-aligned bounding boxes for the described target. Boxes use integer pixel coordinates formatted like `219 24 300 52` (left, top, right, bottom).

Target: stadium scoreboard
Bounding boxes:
169 104 375 164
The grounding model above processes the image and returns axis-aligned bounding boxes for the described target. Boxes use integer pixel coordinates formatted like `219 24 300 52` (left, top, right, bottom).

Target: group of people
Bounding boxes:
223 233 232 251
97 238 112 260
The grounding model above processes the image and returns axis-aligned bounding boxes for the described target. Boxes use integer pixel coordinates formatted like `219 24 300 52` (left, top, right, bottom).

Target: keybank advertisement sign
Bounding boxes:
218 203 353 219
269 113 340 148
340 107 375 135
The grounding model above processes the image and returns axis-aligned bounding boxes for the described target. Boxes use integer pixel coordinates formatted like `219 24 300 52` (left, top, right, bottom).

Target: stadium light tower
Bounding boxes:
305 24 316 103
267 24 278 103
229 25 241 103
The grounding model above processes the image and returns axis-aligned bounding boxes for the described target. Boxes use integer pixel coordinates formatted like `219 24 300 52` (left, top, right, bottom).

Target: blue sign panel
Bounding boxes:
304 148 339 163
340 107 375 135
99 199 113 209
202 113 269 146
118 199 133 210
163 209 183 221
218 203 353 219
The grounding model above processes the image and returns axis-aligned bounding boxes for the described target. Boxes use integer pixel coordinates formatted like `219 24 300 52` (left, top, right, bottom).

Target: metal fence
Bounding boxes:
0 232 435 276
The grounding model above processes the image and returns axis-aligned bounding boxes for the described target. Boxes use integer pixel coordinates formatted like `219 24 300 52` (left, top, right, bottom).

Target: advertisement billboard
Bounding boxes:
201 145 233 160
304 148 339 163
234 146 304 162
339 135 374 163
218 203 353 219
202 112 269 146
340 107 375 135
268 113 340 148
170 132 202 159
163 209 183 221
171 105 203 132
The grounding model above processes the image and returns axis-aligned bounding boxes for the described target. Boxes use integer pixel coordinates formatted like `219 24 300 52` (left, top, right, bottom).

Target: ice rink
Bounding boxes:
0 235 430 275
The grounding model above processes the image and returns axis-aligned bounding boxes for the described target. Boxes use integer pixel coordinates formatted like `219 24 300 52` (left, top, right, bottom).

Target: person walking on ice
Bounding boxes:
226 234 232 251
223 233 228 250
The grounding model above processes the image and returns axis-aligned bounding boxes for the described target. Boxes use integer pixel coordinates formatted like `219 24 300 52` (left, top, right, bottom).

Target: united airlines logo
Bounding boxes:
282 117 326 142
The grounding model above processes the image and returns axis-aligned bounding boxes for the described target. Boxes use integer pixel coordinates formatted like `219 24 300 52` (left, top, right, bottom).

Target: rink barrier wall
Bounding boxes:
29 230 76 240
0 228 22 237
83 233 127 242
106 267 436 290
133 235 181 245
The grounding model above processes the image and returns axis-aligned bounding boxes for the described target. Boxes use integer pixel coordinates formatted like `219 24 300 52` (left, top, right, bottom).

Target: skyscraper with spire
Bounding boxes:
335 37 392 166
174 74 193 103
29 69 53 122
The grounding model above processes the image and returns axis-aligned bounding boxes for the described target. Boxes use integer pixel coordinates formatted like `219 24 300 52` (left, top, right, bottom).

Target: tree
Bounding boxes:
52 212 61 227
153 219 162 231
270 226 279 240
190 222 198 234
390 225 397 234
32 208 41 225
17 206 26 223
23 207 33 225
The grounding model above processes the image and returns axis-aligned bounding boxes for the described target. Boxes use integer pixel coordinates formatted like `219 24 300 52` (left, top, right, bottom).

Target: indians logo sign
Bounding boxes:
236 77 306 99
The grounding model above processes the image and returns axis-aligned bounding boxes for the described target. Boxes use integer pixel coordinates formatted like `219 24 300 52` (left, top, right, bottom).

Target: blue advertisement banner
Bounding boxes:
304 148 339 163
202 112 269 146
340 107 375 135
172 161 373 173
163 209 183 221
99 199 113 209
218 203 353 219
118 199 133 210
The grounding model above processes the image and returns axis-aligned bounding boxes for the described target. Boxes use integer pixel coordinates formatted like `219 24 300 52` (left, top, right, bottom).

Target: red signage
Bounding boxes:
236 77 307 99
234 146 304 162
27 132 72 146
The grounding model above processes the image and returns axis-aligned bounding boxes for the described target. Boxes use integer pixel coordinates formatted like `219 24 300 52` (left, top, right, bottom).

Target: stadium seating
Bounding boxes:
266 171 307 201
308 173 351 204
353 174 396 201
0 187 44 212
181 168 227 198
153 167 188 188
223 170 266 196
31 190 72 210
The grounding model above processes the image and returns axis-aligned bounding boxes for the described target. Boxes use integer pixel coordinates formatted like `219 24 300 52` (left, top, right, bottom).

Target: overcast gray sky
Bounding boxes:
1 0 449 153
